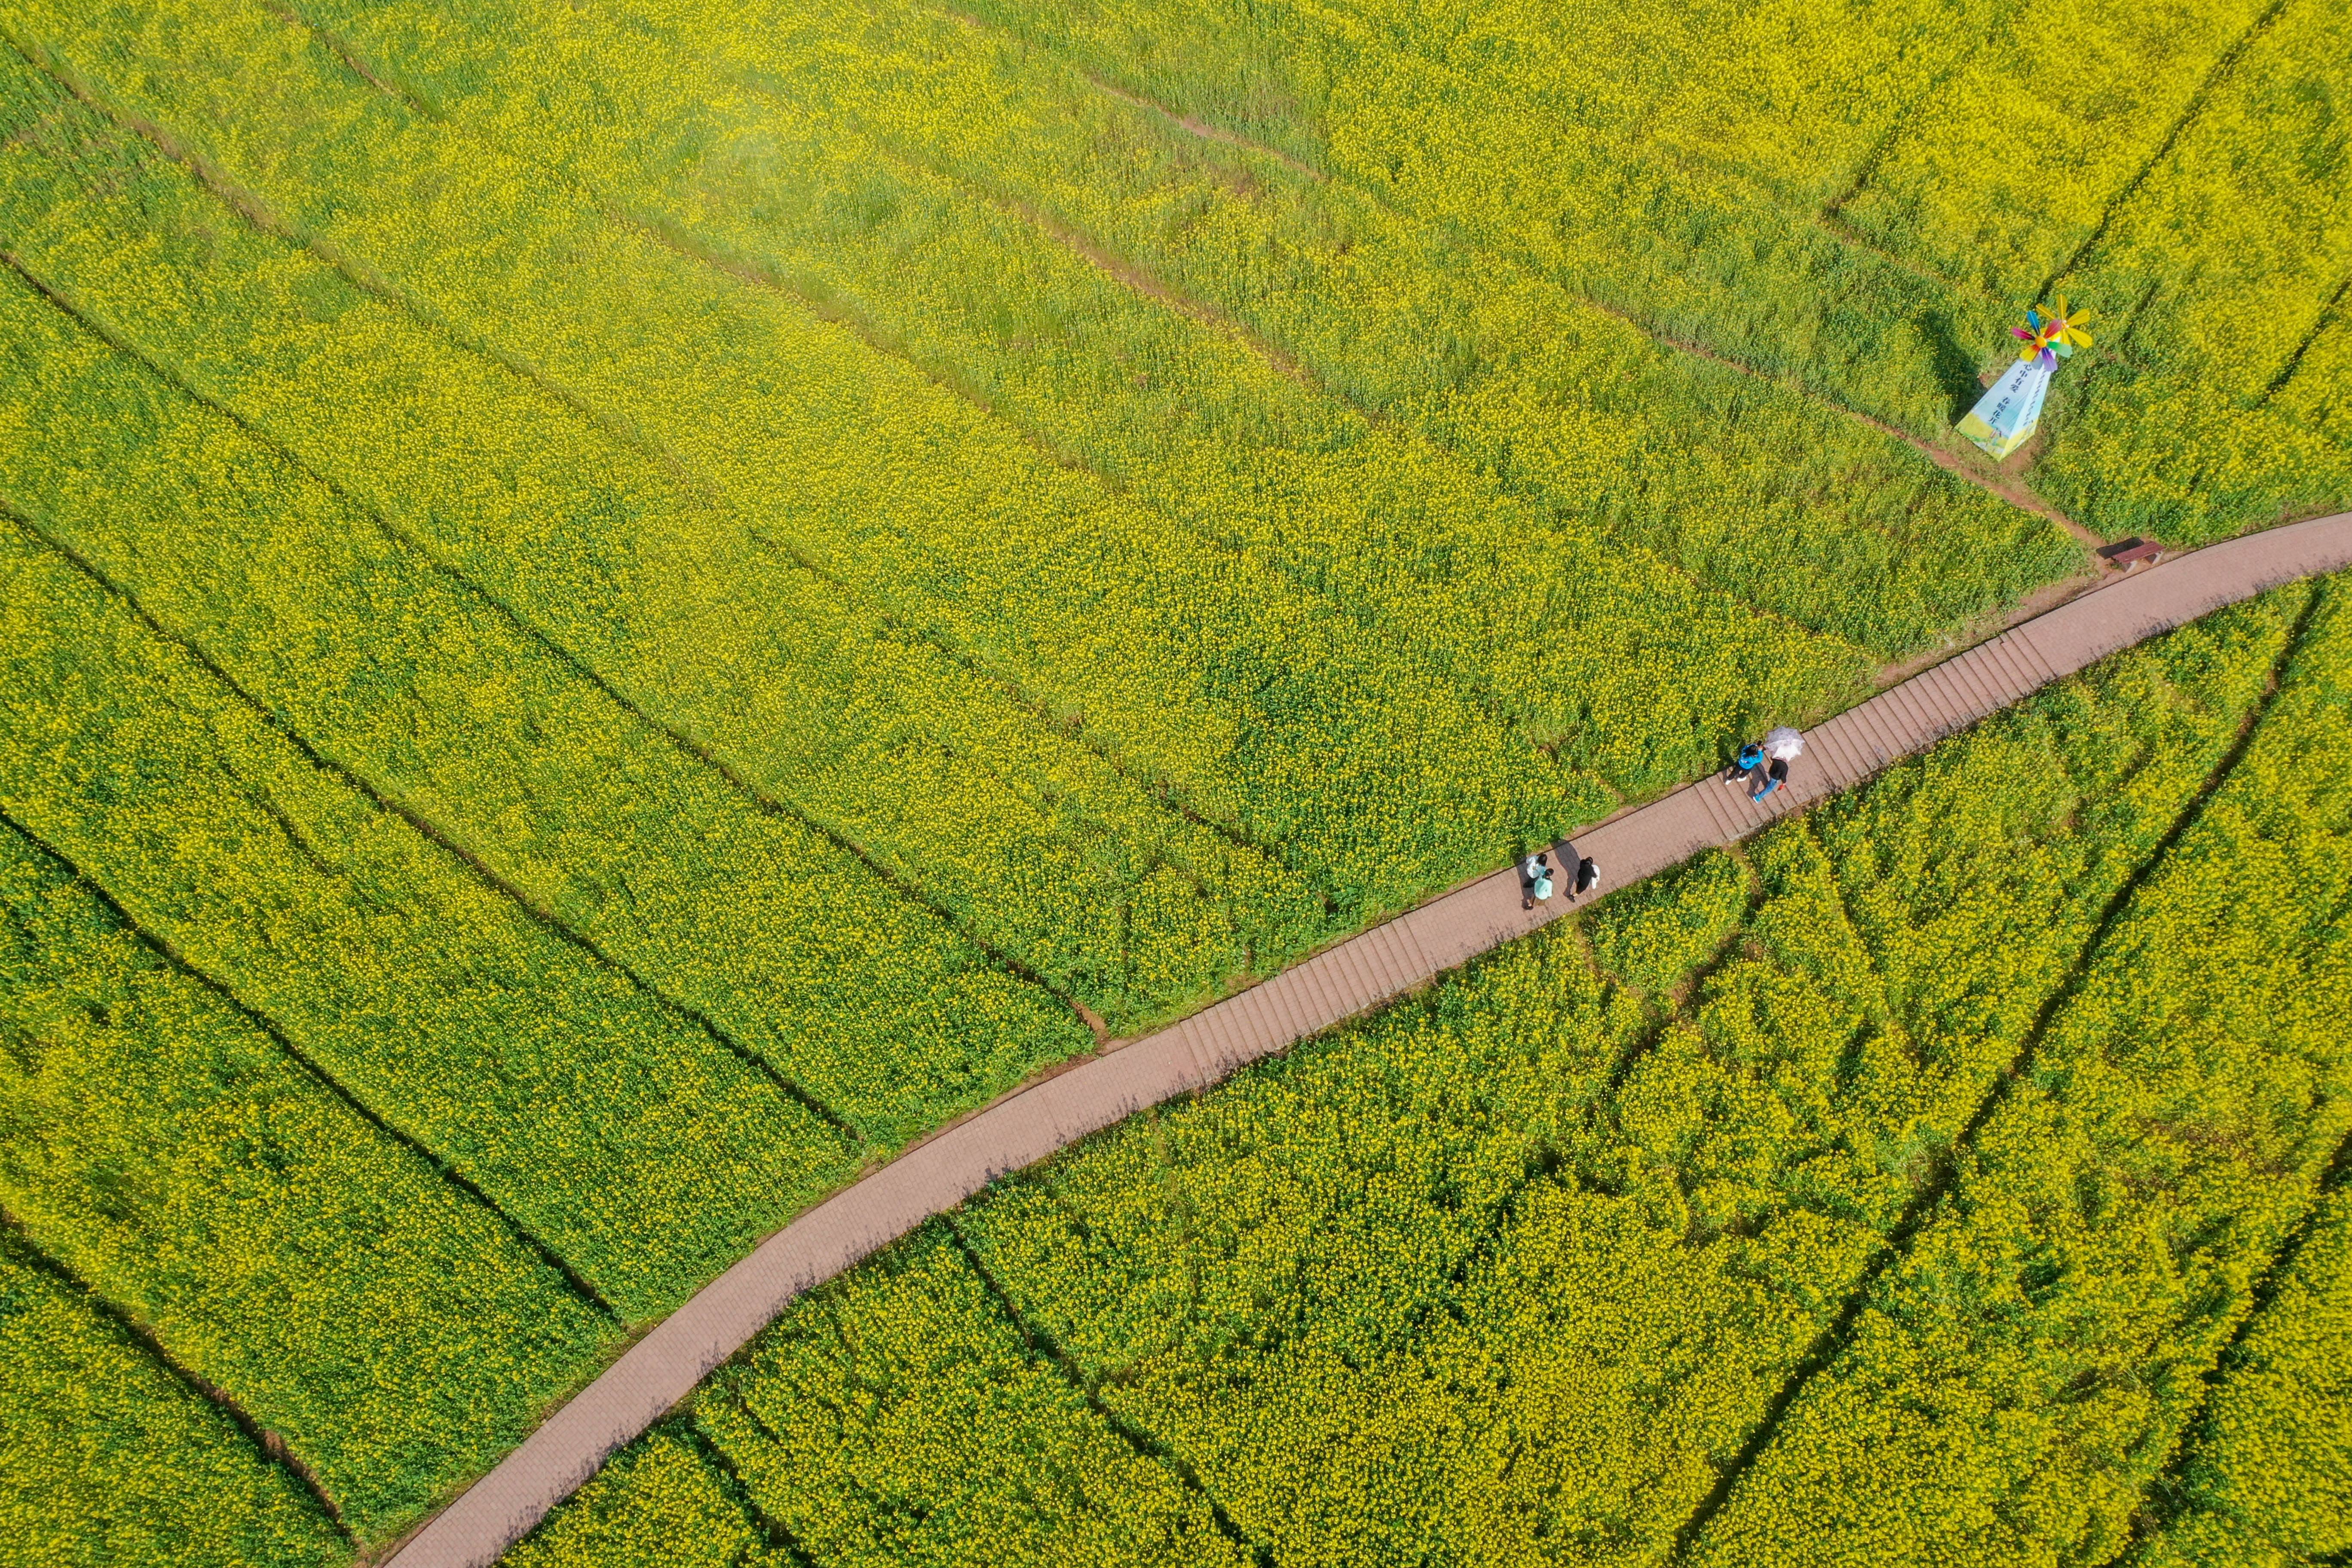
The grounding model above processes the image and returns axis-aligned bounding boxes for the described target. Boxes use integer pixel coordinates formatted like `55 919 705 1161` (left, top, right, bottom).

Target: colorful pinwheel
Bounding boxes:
2012 296 2095 367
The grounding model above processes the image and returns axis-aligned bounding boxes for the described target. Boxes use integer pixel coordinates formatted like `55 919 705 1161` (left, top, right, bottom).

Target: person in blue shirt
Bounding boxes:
1728 740 1766 786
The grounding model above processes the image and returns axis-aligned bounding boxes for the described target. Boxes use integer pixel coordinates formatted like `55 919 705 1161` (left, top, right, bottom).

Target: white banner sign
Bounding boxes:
1958 354 2053 460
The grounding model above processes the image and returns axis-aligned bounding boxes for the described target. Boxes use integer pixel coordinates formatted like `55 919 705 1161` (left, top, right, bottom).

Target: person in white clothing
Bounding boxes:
1753 727 1804 801
1522 852 1554 910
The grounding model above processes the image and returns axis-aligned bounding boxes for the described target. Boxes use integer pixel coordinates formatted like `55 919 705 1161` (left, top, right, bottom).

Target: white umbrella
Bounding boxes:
1764 726 1805 761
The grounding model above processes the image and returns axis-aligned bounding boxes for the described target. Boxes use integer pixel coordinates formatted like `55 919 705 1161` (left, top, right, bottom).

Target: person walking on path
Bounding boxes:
1573 855 1600 897
1727 739 1766 787
1752 726 1804 801
1522 852 1555 910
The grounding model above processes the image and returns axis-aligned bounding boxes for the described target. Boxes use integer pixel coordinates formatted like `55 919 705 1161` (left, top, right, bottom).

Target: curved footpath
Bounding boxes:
389 511 2352 1568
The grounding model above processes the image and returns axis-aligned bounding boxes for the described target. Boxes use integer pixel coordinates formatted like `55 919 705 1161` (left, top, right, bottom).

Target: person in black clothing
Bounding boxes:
1573 856 1600 897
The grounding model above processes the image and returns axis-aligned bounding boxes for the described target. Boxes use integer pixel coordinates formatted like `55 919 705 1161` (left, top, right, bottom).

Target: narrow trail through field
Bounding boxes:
385 512 2352 1568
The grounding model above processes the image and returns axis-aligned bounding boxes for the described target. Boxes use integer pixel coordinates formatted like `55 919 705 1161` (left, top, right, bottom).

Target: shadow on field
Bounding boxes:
1915 309 1987 424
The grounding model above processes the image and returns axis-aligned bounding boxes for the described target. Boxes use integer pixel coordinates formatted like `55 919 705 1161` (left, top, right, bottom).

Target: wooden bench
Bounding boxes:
2101 536 2165 571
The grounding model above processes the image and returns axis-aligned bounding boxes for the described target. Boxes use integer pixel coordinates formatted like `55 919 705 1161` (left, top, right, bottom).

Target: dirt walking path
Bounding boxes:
386 510 2352 1568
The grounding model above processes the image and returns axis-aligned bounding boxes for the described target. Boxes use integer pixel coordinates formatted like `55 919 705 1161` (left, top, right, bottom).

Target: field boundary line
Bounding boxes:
0 481 862 1147
381 511 2352 1568
2036 0 2294 302
13 40 1343 998
2 33 713 499
0 1214 354 1544
173 1 1357 899
0 807 625 1330
2122 1123 2352 1555
668 1416 821 1568
943 1217 1277 1566
2257 275 2349 409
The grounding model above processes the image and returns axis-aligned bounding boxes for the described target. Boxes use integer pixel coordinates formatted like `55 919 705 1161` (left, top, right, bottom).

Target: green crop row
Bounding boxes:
1 2 1589 930
2133 1185 2352 1567
0 525 853 1323
0 224 1089 1147
0 52 1330 1033
501 1428 778 1568
280 0 2067 674
0 824 608 1537
1691 574 2352 1564
499 579 2331 1565
0 1237 343 1568
698 1225 1252 1567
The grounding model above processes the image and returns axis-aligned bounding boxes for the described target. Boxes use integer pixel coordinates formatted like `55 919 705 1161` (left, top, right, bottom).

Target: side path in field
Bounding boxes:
388 510 2352 1568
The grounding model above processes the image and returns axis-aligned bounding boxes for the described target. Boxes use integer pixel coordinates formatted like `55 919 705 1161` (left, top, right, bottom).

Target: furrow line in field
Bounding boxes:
1794 818 1901 1020
1062 16 1951 303
0 805 625 1329
476 0 1903 679
986 188 1343 407
0 490 864 1148
1662 576 2328 1563
0 33 711 500
1366 1136 1570 1367
927 162 1914 664
1568 288 2103 548
2125 1119 2352 1553
1803 50 1997 303
0 1214 353 1544
673 1416 825 1568
2037 0 2296 301
595 162 1534 782
730 525 1314 891
732 20 1964 649
34 28 1363 948
0 233 1110 1053
257 0 435 119
2257 276 2350 409
941 1217 1280 1568
1816 81 1941 227
602 184 1393 898
1079 69 1327 182
1596 860 1765 1104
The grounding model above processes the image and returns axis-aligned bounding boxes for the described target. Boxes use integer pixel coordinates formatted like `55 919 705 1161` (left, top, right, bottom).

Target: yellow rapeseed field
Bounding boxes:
0 0 2343 1557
